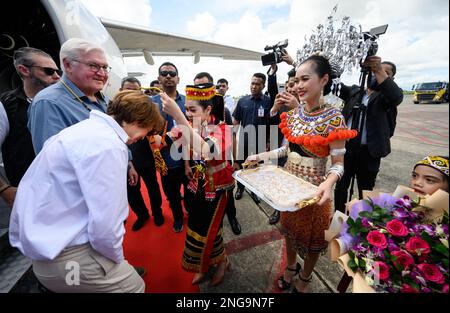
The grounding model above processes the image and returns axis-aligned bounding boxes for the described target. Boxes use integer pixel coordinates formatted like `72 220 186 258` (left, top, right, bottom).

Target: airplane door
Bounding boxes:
41 0 127 98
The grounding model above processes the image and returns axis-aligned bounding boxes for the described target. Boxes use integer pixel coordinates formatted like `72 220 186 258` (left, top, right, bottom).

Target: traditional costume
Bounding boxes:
181 84 235 273
275 104 357 257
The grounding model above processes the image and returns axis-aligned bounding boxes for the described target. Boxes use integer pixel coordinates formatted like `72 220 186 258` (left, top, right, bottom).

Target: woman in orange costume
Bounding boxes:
161 83 234 287
247 55 357 292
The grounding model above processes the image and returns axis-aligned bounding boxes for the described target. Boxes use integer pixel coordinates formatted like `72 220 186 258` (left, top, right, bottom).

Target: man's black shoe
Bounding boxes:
132 215 149 231
134 266 147 278
153 214 164 227
228 217 242 235
250 192 260 204
235 187 244 200
173 219 184 233
269 210 280 225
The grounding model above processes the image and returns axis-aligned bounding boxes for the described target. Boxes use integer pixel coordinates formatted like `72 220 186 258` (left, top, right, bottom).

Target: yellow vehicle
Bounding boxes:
412 81 448 104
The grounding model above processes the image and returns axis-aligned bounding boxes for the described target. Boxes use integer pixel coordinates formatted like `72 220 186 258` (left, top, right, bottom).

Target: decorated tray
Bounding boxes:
233 164 319 212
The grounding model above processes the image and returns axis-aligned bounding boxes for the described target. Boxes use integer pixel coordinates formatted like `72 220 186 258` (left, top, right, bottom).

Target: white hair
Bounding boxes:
59 38 105 70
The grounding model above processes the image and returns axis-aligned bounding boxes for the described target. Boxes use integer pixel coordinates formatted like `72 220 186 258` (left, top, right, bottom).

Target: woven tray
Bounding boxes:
233 164 319 212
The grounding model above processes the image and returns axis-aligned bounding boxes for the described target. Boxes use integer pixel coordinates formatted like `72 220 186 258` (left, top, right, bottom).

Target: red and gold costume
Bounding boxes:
181 84 235 273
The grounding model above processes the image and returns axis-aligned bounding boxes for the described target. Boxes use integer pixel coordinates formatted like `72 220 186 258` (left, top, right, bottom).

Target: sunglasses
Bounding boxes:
29 65 62 76
159 70 177 77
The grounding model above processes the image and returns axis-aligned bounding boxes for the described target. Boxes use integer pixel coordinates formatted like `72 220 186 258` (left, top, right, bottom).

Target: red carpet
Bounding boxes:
122 174 199 293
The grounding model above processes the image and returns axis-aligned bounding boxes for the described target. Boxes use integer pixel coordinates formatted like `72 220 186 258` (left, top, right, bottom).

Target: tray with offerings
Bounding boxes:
233 164 319 212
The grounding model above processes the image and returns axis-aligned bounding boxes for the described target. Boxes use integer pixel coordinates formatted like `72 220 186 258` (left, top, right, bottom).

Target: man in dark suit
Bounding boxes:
334 56 403 213
120 77 164 231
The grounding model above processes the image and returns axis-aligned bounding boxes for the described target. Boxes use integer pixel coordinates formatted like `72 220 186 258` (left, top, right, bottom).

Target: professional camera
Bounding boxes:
361 24 388 67
261 39 289 66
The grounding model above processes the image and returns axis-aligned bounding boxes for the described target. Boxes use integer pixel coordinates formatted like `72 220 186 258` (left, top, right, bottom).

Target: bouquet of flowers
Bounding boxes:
339 194 449 293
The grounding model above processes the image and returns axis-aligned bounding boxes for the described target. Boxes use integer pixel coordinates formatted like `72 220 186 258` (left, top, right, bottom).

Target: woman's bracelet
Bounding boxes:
325 163 344 181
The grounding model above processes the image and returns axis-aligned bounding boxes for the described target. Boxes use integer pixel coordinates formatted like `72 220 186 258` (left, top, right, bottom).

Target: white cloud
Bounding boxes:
81 0 152 27
187 12 217 38
212 0 292 12
82 0 449 95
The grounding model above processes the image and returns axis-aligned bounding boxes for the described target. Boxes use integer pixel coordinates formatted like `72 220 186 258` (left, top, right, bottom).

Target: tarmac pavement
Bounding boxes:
200 95 449 293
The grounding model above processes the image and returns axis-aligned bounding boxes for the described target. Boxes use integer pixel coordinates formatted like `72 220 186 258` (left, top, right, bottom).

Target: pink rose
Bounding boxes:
442 285 449 293
417 264 445 284
401 284 419 293
405 237 430 255
391 250 415 269
367 230 388 249
386 219 409 237
373 261 390 281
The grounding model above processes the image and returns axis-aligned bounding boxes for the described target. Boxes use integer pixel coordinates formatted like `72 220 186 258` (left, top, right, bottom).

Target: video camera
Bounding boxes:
261 39 289 66
360 24 388 68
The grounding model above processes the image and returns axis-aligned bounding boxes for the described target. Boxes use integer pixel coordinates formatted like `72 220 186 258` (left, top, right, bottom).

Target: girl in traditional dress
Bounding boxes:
161 83 234 287
246 55 357 292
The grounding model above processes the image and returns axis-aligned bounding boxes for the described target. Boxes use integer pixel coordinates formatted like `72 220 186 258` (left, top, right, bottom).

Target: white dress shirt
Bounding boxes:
9 111 130 263
0 101 9 147
224 95 236 114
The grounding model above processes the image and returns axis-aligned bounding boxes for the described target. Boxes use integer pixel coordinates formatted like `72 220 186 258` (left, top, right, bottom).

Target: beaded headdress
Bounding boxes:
295 5 381 98
414 156 449 178
185 83 217 101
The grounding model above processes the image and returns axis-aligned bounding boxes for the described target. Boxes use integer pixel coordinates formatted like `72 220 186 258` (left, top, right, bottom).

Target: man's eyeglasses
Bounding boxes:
29 66 62 76
72 60 111 73
159 70 177 77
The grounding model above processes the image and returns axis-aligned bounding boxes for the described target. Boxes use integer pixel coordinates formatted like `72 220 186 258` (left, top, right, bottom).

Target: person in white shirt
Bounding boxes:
217 78 236 114
1 101 15 208
9 90 164 293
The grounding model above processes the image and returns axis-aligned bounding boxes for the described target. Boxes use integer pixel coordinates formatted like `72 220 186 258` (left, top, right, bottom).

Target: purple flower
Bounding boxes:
396 196 413 210
421 287 432 293
372 194 398 212
349 200 373 220
422 224 436 236
354 243 367 253
387 239 400 252
339 221 349 236
442 224 449 235
393 207 410 219
361 218 371 228
339 232 355 249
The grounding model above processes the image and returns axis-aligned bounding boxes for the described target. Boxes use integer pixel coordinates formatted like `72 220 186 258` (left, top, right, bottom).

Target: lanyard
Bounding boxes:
61 80 103 112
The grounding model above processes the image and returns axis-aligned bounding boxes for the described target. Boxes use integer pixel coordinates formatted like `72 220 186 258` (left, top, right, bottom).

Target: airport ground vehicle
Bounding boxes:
412 81 448 104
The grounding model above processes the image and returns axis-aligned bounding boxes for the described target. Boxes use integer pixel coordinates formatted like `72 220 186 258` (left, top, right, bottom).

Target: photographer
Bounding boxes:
265 49 300 225
334 56 403 213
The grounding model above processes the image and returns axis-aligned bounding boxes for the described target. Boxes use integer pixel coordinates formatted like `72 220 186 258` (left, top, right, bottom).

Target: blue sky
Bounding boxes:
82 0 449 96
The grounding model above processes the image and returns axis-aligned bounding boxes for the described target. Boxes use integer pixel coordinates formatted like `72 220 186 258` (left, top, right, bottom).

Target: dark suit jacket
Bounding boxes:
340 78 403 159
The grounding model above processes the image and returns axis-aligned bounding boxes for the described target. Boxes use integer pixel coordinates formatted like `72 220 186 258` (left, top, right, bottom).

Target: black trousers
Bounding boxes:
160 166 187 222
127 164 162 220
334 145 381 213
225 186 236 220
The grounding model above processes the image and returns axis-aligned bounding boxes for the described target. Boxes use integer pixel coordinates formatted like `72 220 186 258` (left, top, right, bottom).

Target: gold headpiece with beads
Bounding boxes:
414 156 449 177
185 83 217 101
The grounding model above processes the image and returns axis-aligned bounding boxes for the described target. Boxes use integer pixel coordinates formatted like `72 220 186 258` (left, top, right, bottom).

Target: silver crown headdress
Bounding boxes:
296 5 377 99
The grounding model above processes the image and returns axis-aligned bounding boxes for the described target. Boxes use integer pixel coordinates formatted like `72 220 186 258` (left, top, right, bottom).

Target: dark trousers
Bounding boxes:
334 145 381 213
235 160 245 190
225 186 236 220
161 166 186 222
127 165 162 220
